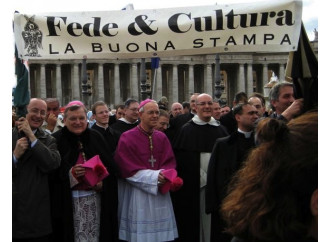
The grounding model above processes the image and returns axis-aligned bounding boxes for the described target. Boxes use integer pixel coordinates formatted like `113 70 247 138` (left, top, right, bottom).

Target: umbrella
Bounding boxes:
285 22 318 112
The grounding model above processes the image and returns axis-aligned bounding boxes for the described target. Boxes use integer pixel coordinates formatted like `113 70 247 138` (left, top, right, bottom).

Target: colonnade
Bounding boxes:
28 53 288 108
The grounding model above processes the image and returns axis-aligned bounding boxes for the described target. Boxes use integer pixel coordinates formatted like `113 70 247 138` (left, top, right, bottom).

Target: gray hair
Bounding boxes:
139 100 157 113
269 82 294 111
64 105 87 119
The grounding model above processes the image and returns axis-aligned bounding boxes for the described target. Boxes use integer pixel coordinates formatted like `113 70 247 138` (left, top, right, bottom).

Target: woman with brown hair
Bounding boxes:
221 111 318 242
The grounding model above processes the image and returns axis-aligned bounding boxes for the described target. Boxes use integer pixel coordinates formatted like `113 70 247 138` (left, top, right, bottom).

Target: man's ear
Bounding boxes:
270 100 276 109
234 114 240 122
310 189 318 216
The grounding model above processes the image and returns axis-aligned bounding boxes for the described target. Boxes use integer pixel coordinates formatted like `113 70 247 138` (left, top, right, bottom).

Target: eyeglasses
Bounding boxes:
29 108 46 117
129 108 139 112
196 102 213 106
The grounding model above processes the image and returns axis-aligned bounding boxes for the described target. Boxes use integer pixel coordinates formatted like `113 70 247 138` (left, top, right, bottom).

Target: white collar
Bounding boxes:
192 116 220 126
237 128 253 138
96 123 108 129
119 117 138 124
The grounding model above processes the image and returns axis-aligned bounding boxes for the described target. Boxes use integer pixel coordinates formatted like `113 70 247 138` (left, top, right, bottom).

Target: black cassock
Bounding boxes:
109 119 139 135
206 131 255 242
172 120 228 242
50 127 119 242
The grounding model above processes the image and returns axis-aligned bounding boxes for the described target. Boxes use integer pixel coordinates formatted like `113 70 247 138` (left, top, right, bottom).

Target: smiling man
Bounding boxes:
110 98 140 135
173 93 228 242
114 99 179 242
51 100 119 242
155 109 170 132
12 98 61 241
91 101 120 154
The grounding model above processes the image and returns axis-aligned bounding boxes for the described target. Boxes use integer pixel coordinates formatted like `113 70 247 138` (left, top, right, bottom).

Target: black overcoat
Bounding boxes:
206 131 255 242
51 126 119 242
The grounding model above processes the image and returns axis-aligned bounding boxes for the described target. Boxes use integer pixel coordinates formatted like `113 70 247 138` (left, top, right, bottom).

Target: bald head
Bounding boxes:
171 102 183 117
26 98 47 129
189 93 200 114
196 93 213 122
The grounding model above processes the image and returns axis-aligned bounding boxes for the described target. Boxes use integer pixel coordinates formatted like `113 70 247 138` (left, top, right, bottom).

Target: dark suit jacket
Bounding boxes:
219 110 236 134
206 131 255 213
166 112 195 144
12 127 61 239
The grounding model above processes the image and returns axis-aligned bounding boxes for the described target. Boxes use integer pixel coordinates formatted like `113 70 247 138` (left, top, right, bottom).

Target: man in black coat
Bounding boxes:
13 98 61 241
51 101 119 242
165 93 199 145
110 98 139 135
219 91 248 134
90 101 120 154
172 94 228 242
206 103 258 242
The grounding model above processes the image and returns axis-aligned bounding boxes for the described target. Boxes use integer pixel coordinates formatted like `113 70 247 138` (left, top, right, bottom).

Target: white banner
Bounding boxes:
14 0 302 60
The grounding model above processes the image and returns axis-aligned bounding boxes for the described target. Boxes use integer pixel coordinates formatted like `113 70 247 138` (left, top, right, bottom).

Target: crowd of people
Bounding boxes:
12 81 317 242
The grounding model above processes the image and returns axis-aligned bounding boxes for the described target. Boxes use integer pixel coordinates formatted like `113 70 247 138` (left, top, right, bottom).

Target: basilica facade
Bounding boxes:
27 40 318 108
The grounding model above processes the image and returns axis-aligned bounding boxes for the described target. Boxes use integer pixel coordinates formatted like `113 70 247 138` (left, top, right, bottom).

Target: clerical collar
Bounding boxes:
137 124 154 136
192 116 220 126
96 123 108 129
237 128 253 138
119 117 138 124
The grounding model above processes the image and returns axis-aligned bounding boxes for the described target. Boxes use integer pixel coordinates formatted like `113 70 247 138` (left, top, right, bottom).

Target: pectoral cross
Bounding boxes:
149 155 156 168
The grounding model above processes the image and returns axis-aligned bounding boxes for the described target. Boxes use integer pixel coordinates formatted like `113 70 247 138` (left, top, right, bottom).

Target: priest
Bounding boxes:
110 98 140 135
206 103 258 242
114 99 179 242
173 93 228 242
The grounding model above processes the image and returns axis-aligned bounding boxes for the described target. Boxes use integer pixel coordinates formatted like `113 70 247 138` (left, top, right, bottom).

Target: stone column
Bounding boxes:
72 63 80 100
188 64 194 95
114 63 121 104
98 63 105 101
237 63 245 93
55 64 62 105
131 63 139 100
262 64 269 87
172 64 179 102
247 63 253 96
279 63 285 82
204 64 213 96
155 65 163 101
40 64 46 98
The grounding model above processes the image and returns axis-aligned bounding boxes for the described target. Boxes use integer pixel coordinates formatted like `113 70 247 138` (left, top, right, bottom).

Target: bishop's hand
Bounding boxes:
158 172 166 186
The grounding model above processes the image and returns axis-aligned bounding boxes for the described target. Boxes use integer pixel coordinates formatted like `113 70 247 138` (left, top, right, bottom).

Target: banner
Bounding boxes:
13 0 302 60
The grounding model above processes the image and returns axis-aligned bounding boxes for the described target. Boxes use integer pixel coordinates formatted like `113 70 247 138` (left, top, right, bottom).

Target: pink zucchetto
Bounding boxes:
65 100 85 109
138 99 155 110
